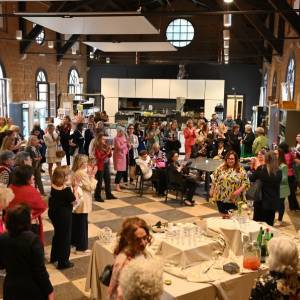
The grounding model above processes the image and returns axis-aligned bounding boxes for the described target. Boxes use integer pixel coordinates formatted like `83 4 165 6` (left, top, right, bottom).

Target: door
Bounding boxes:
226 94 244 118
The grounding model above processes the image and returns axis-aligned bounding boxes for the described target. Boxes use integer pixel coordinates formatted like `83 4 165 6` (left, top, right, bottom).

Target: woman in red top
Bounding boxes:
94 134 116 202
8 165 47 242
183 119 196 160
279 142 300 211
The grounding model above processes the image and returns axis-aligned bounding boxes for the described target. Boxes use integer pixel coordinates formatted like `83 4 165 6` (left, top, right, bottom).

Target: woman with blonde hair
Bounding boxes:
113 128 129 192
0 135 15 152
71 154 97 253
48 166 76 269
250 151 282 226
196 119 208 139
43 123 61 180
250 237 300 299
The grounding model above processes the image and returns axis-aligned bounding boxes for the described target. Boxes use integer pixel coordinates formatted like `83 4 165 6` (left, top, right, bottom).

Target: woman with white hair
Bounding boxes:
119 257 163 300
252 127 268 155
250 236 300 299
242 124 255 157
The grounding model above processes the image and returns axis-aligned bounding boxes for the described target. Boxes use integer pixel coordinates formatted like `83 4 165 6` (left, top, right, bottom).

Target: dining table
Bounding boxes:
190 158 223 199
85 218 276 300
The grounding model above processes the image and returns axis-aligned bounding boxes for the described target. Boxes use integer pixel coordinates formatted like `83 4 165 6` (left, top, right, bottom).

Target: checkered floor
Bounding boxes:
1 171 300 300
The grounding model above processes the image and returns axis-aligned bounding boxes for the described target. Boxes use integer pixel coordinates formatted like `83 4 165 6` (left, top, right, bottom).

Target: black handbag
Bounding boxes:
246 179 262 202
99 264 113 286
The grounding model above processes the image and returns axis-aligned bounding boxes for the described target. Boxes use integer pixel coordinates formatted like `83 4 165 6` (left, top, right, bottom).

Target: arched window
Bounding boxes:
166 18 194 48
0 62 8 117
68 68 82 101
263 71 268 106
35 69 48 128
33 23 45 45
272 72 277 99
286 56 295 100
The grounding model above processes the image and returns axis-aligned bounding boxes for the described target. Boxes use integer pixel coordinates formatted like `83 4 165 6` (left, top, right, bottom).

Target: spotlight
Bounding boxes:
223 29 230 40
224 40 229 49
16 30 22 40
89 51 94 59
224 48 229 56
48 41 54 49
224 0 233 3
224 14 232 27
106 57 110 64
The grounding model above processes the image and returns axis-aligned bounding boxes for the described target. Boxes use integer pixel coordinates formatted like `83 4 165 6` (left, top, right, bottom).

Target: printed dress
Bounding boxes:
212 165 250 204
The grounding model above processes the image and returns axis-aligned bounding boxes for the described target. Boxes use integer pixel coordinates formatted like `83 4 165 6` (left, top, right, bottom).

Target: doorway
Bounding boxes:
226 94 244 118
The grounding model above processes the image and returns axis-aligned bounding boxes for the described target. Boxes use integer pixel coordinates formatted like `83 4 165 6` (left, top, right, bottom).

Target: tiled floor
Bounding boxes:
1 172 300 300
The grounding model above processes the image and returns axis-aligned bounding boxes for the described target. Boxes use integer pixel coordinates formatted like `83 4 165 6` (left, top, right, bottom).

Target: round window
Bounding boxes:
166 18 194 48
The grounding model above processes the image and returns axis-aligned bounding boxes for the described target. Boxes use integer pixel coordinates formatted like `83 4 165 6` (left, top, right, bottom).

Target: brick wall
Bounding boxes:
265 14 300 108
0 2 86 102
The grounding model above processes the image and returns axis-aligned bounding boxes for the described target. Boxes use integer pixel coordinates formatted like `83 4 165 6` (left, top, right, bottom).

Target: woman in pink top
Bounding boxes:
113 128 129 191
278 142 300 211
183 119 196 160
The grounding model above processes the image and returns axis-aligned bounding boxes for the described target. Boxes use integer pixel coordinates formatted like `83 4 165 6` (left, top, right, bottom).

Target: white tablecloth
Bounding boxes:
85 234 264 300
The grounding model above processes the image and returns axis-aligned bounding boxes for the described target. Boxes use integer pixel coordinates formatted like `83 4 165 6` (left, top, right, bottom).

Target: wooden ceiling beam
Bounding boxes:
234 0 283 55
268 0 300 36
56 34 80 61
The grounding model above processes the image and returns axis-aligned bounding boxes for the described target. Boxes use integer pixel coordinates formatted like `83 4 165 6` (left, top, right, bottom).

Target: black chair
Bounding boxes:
135 164 153 197
164 167 185 204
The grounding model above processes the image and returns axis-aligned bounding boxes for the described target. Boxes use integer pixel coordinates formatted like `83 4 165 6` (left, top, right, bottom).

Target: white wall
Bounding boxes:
101 78 225 122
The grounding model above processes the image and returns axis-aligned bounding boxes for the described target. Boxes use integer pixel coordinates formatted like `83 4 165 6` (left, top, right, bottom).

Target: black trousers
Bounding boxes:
48 208 72 265
95 161 112 200
288 176 300 210
278 197 285 221
115 171 127 184
62 145 71 165
71 213 88 251
216 201 237 214
253 202 275 226
152 168 167 194
183 177 197 201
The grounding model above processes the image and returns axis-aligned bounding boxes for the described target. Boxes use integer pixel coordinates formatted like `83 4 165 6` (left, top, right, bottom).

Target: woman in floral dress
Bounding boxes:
210 150 250 216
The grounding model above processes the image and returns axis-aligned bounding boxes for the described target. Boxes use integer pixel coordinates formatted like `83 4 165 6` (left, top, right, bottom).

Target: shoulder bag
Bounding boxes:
99 264 113 286
246 179 262 202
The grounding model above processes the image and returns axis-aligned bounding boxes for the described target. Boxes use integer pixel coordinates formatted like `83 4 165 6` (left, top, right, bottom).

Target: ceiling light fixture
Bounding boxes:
224 14 232 27
224 48 229 56
48 41 54 49
106 57 110 64
224 40 229 48
224 0 233 3
71 46 76 55
16 30 22 40
224 55 229 62
223 29 230 40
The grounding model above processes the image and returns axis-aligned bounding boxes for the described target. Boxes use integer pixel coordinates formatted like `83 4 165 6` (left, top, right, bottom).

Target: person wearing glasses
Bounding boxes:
108 217 151 300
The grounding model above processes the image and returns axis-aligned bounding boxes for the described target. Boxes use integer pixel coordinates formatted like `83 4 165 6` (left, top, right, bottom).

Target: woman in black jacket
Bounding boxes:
0 204 53 300
167 151 197 206
70 123 85 156
250 151 282 226
58 116 72 165
242 124 255 157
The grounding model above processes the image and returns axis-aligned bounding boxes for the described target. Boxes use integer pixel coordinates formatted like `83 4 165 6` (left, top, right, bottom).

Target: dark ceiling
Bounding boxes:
19 0 300 66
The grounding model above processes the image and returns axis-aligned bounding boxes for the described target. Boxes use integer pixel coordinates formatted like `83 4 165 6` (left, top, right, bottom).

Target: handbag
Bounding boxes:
56 144 66 159
99 264 113 286
246 179 262 202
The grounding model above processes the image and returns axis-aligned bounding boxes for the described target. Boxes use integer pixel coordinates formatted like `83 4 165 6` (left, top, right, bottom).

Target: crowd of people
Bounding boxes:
0 113 299 299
